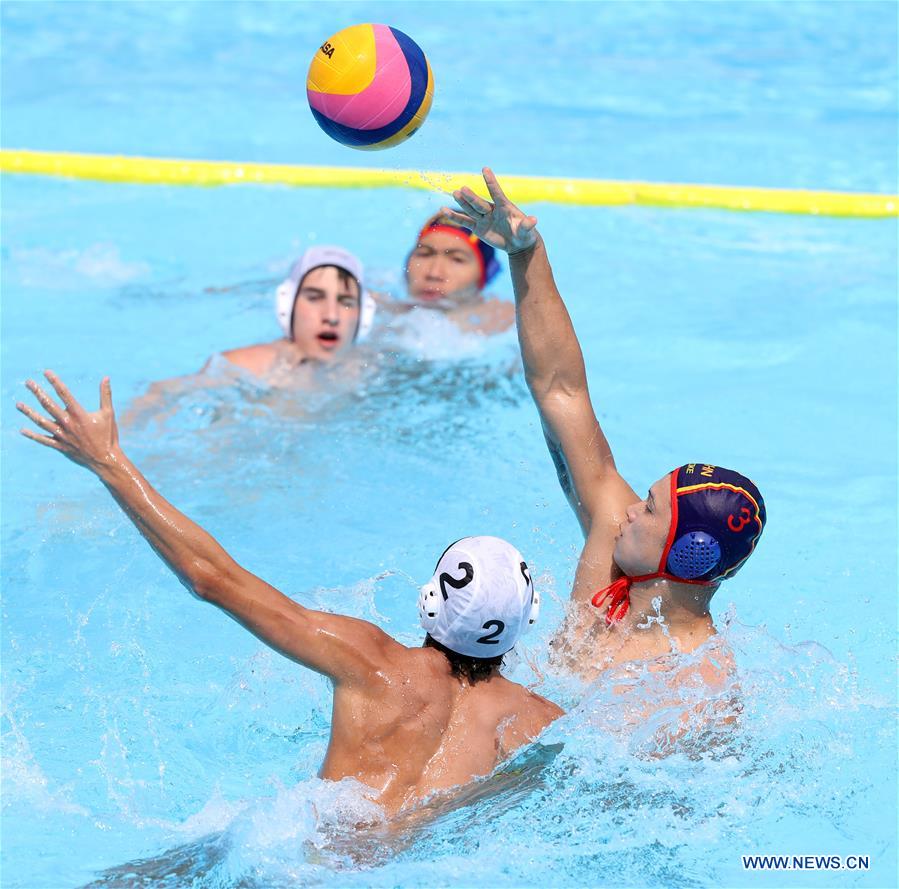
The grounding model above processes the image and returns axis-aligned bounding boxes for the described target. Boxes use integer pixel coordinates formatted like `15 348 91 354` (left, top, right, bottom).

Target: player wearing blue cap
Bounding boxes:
443 169 766 686
397 213 515 334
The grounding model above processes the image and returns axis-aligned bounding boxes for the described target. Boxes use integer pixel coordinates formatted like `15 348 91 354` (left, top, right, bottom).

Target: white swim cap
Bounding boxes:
418 536 540 658
275 245 376 342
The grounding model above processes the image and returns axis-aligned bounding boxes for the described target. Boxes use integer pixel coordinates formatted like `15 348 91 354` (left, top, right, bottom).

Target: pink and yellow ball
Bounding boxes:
306 24 434 150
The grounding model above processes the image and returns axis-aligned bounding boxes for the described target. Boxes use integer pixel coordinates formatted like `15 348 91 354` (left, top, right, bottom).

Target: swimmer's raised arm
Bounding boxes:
18 372 399 685
444 169 636 534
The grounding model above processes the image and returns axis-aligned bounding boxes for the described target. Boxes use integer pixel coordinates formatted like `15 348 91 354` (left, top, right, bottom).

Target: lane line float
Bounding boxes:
1 149 895 218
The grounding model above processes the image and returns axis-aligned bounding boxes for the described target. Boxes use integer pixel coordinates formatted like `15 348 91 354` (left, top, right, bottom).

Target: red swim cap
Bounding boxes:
411 217 500 288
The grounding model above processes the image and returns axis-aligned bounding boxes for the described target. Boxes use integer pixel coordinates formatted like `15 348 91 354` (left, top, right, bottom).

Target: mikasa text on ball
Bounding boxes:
306 24 434 150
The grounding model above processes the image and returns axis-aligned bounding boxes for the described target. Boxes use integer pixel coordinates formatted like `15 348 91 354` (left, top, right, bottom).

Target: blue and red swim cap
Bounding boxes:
592 464 766 624
411 215 500 288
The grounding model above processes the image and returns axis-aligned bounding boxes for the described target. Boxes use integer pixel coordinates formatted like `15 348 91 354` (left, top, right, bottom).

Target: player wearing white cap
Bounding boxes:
123 247 377 423
17 373 563 817
222 245 377 376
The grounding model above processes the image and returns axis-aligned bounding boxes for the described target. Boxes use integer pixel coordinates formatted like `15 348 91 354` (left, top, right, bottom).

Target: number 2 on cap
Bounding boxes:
439 562 474 601
476 620 505 644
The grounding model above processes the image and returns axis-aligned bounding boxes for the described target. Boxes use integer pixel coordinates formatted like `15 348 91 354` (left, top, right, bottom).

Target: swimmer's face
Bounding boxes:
291 265 361 361
614 474 673 576
406 230 482 305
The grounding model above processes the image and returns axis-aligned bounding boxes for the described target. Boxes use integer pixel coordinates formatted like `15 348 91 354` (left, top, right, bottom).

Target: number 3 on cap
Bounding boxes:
727 507 751 532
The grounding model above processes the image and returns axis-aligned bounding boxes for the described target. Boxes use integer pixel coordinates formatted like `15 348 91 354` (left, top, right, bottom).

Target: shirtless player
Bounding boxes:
18 372 561 816
444 170 767 691
124 246 375 422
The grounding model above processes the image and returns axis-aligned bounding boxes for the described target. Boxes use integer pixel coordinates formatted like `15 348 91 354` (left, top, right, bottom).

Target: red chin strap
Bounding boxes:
591 472 710 625
591 574 642 625
590 570 711 626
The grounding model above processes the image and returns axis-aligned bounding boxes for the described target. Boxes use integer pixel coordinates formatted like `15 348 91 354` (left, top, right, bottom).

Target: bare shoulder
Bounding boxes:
386 643 452 684
526 685 564 723
505 679 564 728
221 341 280 375
491 680 562 760
350 617 415 666
657 634 737 695
695 639 737 691
372 645 458 707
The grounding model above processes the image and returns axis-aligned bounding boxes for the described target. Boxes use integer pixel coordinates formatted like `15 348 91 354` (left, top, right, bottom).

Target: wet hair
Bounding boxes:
424 634 504 684
335 266 357 292
297 264 359 297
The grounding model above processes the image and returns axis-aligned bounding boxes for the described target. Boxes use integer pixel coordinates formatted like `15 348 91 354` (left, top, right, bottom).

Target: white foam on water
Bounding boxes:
382 307 498 361
7 244 150 289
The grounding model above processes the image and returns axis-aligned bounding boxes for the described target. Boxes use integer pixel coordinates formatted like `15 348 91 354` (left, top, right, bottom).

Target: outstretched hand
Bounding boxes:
442 167 538 255
18 371 120 471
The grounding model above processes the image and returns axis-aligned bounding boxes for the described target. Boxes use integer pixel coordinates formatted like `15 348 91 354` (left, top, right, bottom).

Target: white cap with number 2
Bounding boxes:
418 536 540 658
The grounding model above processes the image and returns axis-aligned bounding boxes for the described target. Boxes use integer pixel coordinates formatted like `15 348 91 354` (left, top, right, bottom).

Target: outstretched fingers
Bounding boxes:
26 379 66 423
44 370 79 412
16 400 61 436
482 167 508 205
454 185 492 216
441 206 477 228
481 168 539 230
20 427 65 451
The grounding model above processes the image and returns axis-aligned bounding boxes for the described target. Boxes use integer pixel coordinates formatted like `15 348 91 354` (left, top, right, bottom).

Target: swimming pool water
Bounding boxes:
2 3 897 887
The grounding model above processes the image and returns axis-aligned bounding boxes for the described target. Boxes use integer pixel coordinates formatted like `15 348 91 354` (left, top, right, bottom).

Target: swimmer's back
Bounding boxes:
321 640 561 815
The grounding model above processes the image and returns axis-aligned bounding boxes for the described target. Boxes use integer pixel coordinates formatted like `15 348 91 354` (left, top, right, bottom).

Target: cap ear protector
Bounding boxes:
418 581 441 633
275 278 297 335
520 561 540 631
355 289 377 342
666 531 722 579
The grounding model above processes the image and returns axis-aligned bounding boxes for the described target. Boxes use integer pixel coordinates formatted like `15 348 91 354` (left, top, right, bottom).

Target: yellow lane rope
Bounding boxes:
1 148 895 218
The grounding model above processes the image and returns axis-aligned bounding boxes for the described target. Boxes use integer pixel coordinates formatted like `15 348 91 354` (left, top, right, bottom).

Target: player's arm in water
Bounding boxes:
17 372 399 685
121 357 235 428
442 169 637 536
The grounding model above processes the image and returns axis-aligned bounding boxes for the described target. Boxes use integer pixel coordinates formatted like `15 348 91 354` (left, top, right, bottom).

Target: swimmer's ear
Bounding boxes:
100 377 113 412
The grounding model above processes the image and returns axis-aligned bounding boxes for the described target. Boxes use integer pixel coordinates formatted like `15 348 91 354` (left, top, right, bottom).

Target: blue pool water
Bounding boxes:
2 3 897 887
